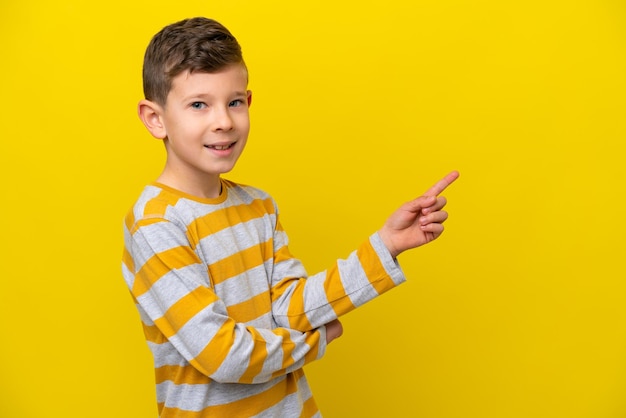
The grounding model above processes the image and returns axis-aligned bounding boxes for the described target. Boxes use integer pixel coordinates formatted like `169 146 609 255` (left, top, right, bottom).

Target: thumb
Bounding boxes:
405 195 437 213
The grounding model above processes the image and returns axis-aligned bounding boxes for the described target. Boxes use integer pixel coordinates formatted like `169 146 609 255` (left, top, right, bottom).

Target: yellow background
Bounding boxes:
1 1 625 417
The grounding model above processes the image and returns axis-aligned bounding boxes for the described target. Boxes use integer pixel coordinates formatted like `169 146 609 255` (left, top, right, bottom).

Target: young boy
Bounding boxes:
122 17 458 418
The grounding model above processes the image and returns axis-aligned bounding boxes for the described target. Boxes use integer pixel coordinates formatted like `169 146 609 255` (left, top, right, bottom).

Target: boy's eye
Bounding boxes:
229 99 244 107
191 102 206 109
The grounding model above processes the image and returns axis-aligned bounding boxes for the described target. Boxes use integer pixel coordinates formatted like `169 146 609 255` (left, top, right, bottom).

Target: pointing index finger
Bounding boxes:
423 171 460 197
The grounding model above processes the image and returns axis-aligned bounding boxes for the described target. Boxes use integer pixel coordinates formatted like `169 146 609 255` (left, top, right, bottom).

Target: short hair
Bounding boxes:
142 17 245 106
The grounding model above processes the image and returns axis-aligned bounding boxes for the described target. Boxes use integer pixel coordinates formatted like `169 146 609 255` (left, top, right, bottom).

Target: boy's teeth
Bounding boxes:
207 144 232 150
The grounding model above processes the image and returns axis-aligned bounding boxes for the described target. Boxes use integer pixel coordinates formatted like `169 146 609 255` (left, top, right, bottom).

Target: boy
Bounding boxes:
122 17 458 418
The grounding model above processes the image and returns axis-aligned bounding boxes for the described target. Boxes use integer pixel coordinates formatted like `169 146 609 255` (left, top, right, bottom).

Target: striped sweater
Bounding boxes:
121 179 406 417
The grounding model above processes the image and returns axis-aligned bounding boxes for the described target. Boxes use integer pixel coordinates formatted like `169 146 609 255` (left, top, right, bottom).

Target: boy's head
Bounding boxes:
138 17 252 197
143 17 246 106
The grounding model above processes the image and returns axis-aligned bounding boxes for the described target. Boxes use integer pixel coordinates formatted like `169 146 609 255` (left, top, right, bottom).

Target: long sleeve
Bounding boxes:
124 216 326 384
270 214 407 332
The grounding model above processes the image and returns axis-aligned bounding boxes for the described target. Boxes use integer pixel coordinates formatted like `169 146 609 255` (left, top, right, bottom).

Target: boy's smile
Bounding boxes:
142 64 251 198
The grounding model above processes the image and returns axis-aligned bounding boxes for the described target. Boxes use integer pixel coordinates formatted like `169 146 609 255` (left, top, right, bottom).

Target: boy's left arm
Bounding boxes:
270 229 406 331
271 171 459 331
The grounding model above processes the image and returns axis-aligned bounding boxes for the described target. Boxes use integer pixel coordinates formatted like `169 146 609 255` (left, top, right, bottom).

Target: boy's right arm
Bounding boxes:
123 218 329 385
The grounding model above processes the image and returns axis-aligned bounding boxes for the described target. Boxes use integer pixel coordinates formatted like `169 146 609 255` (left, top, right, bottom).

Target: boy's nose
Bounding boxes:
211 107 234 131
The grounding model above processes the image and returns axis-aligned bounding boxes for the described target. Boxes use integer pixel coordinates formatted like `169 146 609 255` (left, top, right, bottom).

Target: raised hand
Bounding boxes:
379 171 459 258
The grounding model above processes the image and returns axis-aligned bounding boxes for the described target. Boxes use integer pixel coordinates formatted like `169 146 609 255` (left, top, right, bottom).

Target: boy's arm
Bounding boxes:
124 219 329 385
270 171 459 331
270 230 406 331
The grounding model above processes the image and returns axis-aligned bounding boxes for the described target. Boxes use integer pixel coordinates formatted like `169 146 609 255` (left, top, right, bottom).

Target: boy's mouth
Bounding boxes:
205 142 236 151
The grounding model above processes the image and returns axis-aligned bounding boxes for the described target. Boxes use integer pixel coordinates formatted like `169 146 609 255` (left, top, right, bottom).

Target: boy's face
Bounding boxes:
156 64 251 188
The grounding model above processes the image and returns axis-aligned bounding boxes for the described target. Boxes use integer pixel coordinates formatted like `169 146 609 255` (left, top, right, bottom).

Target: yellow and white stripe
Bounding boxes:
122 178 405 417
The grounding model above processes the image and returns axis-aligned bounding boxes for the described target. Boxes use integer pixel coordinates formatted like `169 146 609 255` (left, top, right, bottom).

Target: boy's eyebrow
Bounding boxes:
182 91 248 101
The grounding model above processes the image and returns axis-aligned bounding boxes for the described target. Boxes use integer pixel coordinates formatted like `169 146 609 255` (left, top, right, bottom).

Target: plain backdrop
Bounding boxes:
1 1 625 417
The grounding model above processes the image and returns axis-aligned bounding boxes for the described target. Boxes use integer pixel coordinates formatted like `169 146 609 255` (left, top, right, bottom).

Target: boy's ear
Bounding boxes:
247 90 252 107
138 99 167 139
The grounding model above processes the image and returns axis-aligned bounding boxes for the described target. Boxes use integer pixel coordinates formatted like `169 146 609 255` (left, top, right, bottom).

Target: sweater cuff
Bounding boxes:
370 232 407 287
316 326 327 360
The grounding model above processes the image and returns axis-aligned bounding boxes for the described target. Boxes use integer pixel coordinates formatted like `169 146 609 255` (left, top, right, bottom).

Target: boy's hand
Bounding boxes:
325 319 343 345
379 171 459 258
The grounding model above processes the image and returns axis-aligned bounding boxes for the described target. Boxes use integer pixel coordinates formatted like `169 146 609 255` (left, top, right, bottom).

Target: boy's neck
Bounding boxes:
156 171 223 199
